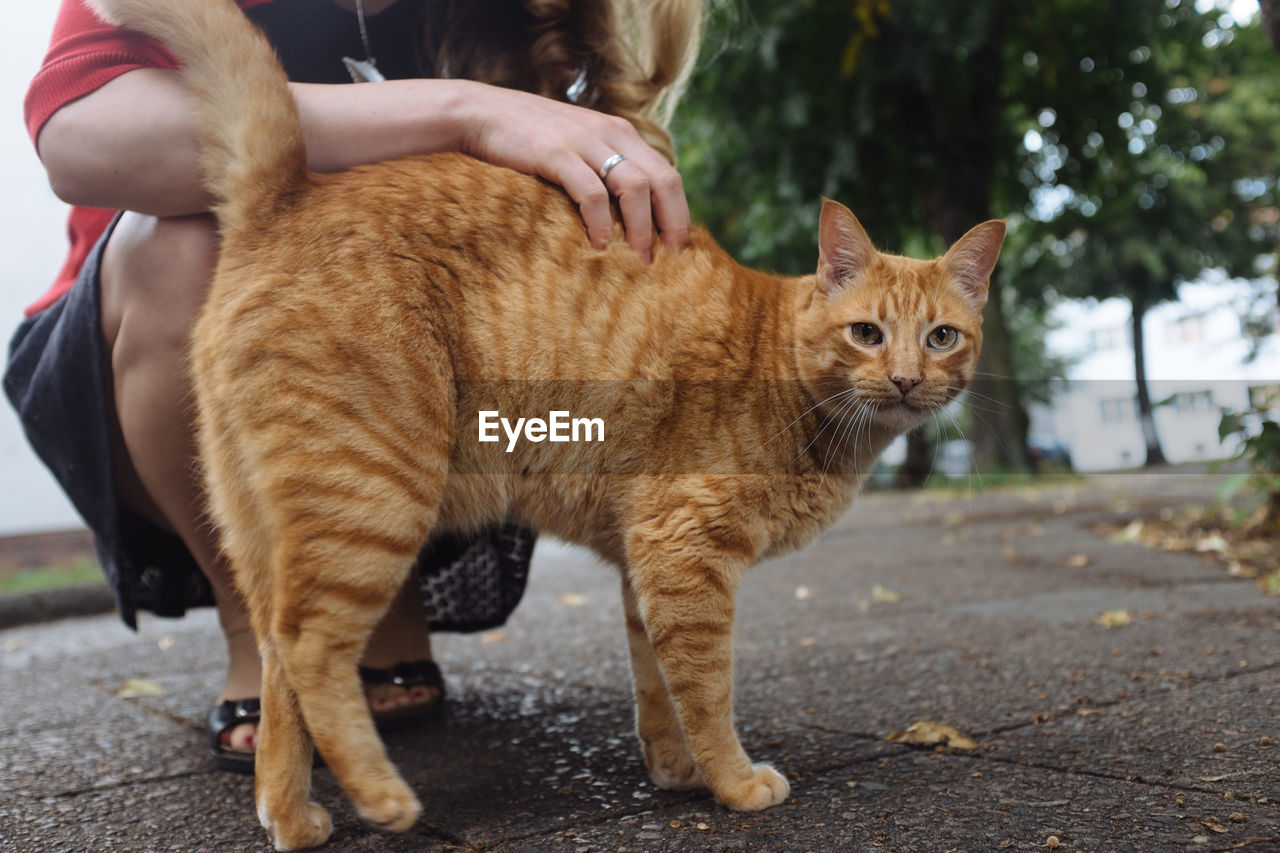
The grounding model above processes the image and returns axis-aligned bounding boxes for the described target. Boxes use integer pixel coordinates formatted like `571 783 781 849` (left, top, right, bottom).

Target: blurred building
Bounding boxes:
1029 278 1279 472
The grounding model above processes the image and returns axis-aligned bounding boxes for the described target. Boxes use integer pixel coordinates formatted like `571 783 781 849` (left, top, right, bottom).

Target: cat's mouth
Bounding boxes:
870 396 934 428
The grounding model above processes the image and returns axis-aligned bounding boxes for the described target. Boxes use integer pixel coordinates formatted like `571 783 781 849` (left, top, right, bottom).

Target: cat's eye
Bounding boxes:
849 322 883 346
927 326 960 350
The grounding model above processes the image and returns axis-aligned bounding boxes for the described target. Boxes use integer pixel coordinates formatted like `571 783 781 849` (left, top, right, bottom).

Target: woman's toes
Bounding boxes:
221 720 258 753
364 682 442 713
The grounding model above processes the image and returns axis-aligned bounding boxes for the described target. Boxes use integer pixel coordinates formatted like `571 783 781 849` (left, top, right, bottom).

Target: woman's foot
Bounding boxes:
214 576 441 760
359 577 441 716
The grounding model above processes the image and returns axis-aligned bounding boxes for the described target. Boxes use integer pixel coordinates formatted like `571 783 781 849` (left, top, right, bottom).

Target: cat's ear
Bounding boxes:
817 199 877 296
939 220 1006 311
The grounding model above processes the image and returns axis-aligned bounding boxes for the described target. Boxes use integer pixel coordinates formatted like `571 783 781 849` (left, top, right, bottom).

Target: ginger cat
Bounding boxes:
88 0 1004 848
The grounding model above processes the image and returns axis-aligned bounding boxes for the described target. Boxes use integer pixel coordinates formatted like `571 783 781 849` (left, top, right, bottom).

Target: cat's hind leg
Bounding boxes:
208 332 455 840
264 503 432 835
198 389 338 848
255 648 331 850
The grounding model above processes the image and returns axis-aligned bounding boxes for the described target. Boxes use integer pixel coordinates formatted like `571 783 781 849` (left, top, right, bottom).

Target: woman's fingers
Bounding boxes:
461 85 692 260
548 148 616 250
593 123 691 256
599 157 654 263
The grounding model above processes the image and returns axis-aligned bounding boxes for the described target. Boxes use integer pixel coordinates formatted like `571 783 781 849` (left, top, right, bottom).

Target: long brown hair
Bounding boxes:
419 0 702 164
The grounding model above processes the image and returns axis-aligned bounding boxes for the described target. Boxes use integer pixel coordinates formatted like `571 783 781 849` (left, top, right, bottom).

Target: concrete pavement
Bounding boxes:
1 473 1277 851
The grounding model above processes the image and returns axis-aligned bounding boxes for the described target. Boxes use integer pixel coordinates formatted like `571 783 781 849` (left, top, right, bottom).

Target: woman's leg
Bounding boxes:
98 212 437 753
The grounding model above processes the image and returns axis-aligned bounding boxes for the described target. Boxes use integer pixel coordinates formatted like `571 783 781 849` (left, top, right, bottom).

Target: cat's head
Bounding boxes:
794 200 1006 434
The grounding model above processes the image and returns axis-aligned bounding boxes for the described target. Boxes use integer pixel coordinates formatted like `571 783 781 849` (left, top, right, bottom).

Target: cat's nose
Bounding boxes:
890 375 920 396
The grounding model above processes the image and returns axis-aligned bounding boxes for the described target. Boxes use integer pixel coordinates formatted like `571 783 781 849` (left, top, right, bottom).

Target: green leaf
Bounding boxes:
1216 471 1251 504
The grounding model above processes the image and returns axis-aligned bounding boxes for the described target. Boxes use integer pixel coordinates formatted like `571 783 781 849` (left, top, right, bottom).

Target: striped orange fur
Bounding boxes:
87 0 1005 848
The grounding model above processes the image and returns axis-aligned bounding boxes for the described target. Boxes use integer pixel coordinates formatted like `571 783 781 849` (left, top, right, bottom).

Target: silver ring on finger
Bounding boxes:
599 152 626 179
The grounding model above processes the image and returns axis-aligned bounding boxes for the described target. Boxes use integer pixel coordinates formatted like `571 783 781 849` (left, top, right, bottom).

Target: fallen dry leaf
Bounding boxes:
1109 519 1144 544
885 721 978 750
1199 816 1229 834
1195 534 1229 553
1227 561 1257 579
871 584 902 604
557 593 587 607
1094 609 1132 628
479 631 507 644
1064 553 1093 568
117 678 164 699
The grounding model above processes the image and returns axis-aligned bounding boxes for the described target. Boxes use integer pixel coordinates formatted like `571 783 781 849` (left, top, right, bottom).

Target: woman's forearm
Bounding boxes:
37 69 474 216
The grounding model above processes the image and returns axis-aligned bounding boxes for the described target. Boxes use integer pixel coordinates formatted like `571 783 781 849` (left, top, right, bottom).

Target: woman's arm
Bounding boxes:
38 70 688 258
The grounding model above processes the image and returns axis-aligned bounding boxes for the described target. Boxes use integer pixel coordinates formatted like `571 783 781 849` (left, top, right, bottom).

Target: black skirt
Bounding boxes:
4 213 531 632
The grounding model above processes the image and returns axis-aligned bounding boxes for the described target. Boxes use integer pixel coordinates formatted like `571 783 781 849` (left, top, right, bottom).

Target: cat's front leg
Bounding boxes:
626 542 789 812
621 578 703 791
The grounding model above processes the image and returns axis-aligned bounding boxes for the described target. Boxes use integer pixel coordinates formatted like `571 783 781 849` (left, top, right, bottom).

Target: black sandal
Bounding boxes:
208 697 259 775
359 660 447 731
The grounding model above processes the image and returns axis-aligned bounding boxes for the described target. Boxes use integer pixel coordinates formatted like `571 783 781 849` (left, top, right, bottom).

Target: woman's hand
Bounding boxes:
452 80 691 263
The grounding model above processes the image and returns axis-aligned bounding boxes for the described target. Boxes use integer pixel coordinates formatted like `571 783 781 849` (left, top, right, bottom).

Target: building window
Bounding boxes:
1170 390 1214 414
1090 327 1124 350
1100 397 1136 423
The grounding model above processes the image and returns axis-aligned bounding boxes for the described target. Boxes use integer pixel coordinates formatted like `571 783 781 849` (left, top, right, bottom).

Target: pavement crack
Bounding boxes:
48 767 213 800
969 751 1266 798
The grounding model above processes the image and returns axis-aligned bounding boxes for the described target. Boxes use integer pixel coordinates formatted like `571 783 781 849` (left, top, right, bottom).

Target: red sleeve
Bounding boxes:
21 0 270 316
23 0 180 146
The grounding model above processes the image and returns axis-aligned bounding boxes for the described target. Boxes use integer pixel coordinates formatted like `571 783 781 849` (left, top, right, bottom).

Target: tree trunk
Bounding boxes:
1129 296 1168 467
1261 0 1280 51
914 0 1031 476
894 428 934 488
969 287 1033 473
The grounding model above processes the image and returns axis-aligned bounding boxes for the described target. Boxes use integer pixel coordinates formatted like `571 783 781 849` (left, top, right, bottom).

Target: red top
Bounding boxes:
23 0 270 315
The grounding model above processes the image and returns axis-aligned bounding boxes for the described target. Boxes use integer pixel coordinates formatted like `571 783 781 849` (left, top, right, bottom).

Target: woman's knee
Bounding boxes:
100 211 218 350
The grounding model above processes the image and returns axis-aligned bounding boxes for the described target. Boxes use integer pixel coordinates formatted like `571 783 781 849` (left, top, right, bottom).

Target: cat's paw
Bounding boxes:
354 780 422 833
715 763 790 812
643 737 705 790
260 800 332 851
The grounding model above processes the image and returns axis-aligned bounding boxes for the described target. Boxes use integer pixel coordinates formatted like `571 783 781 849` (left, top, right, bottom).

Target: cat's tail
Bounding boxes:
85 0 307 226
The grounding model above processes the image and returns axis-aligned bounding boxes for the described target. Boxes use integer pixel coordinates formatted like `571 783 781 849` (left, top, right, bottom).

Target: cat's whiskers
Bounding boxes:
946 406 983 495
815 395 856 478
841 399 877 479
941 385 1018 413
820 395 871 479
796 388 862 465
764 385 857 448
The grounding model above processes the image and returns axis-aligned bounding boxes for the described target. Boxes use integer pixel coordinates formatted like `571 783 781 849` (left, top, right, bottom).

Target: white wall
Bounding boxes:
1 3 83 534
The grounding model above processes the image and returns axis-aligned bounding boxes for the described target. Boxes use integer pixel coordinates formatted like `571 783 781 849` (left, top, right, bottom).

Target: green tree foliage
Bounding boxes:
1011 12 1280 466
674 0 1280 476
1217 396 1280 532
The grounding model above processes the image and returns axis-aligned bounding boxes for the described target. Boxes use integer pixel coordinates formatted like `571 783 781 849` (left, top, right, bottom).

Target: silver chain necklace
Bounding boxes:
342 0 386 83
